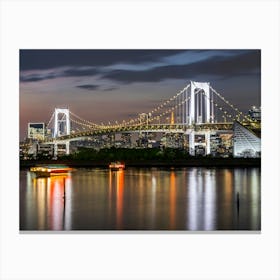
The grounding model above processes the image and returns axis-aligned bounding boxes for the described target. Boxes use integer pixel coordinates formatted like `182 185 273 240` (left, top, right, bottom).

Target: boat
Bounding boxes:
109 161 125 171
30 165 73 177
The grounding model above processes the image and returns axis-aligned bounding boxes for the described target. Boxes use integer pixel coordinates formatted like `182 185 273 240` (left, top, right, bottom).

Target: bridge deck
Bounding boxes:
43 122 260 143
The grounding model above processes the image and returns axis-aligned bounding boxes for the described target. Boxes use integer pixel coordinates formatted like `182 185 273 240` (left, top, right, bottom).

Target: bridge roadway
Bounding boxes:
43 122 260 144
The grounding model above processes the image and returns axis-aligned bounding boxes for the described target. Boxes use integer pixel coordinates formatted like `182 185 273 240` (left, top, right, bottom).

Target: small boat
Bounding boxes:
109 161 125 171
30 165 73 177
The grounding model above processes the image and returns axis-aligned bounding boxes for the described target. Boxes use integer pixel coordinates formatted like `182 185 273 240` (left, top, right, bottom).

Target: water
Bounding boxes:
20 167 261 231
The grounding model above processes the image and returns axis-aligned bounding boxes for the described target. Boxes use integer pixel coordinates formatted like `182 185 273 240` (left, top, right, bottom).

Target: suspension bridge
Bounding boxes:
39 81 260 157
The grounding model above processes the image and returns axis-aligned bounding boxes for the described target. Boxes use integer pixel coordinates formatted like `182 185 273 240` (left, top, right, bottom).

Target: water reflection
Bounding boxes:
169 171 176 229
21 173 72 230
187 169 216 230
116 170 124 229
20 167 261 230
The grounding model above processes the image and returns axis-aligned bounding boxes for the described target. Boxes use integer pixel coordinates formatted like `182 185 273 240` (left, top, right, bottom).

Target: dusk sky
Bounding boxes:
20 49 261 139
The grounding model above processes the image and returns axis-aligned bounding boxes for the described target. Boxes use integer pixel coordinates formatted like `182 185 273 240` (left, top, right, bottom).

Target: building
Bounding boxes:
248 106 261 121
210 134 222 156
37 143 54 158
209 133 233 157
20 142 32 160
160 133 184 149
233 121 261 158
28 123 45 140
137 132 148 148
121 133 132 148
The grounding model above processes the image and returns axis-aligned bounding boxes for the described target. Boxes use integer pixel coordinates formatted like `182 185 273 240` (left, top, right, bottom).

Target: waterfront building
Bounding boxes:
37 143 54 158
137 132 148 148
219 133 233 156
121 133 132 148
233 121 261 158
27 123 46 140
208 133 233 157
19 142 38 159
160 133 185 149
147 139 160 148
102 133 115 148
210 134 222 156
248 106 261 121
19 142 32 159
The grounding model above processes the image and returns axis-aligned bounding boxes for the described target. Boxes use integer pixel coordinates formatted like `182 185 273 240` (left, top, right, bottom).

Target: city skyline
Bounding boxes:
20 49 261 140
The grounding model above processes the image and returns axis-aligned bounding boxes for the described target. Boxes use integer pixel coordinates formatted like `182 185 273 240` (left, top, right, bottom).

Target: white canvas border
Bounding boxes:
1 1 280 280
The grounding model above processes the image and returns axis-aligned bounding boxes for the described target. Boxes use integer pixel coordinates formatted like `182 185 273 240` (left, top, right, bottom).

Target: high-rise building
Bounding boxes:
248 106 261 121
27 123 45 140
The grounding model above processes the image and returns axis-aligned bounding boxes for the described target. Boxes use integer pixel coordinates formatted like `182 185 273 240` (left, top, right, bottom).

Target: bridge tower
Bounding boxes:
53 108 71 156
185 81 214 155
53 108 71 137
188 81 212 124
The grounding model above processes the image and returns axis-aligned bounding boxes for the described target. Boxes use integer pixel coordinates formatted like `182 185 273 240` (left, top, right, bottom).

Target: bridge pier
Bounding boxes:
205 131 211 155
184 81 213 156
187 130 211 156
53 142 70 158
53 143 58 159
65 141 70 155
188 131 195 156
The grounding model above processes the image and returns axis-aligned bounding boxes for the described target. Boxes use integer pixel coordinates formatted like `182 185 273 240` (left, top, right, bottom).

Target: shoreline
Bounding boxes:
20 158 261 168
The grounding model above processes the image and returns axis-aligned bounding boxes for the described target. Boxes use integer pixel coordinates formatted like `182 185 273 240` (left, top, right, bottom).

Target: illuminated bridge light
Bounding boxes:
35 81 260 158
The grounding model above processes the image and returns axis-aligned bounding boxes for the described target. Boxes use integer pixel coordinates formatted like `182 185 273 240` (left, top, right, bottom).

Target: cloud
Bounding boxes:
102 87 118 91
76 84 100 91
20 72 59 82
20 67 100 83
20 50 187 71
102 51 260 84
20 50 260 85
76 85 118 92
63 68 99 77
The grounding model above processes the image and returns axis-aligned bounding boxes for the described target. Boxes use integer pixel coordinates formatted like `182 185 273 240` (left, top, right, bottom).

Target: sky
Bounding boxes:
20 49 261 140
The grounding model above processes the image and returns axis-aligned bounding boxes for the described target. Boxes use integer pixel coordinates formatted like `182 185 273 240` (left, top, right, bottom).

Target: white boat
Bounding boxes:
30 165 73 177
109 161 125 171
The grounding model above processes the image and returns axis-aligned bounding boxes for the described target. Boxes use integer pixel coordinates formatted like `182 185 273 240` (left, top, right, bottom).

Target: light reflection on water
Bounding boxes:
20 167 261 231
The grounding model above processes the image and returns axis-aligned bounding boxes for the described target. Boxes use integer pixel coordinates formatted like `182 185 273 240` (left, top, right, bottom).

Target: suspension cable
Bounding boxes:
69 111 99 126
200 89 245 122
122 84 190 126
69 116 98 129
46 112 55 128
148 89 201 124
210 86 254 122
